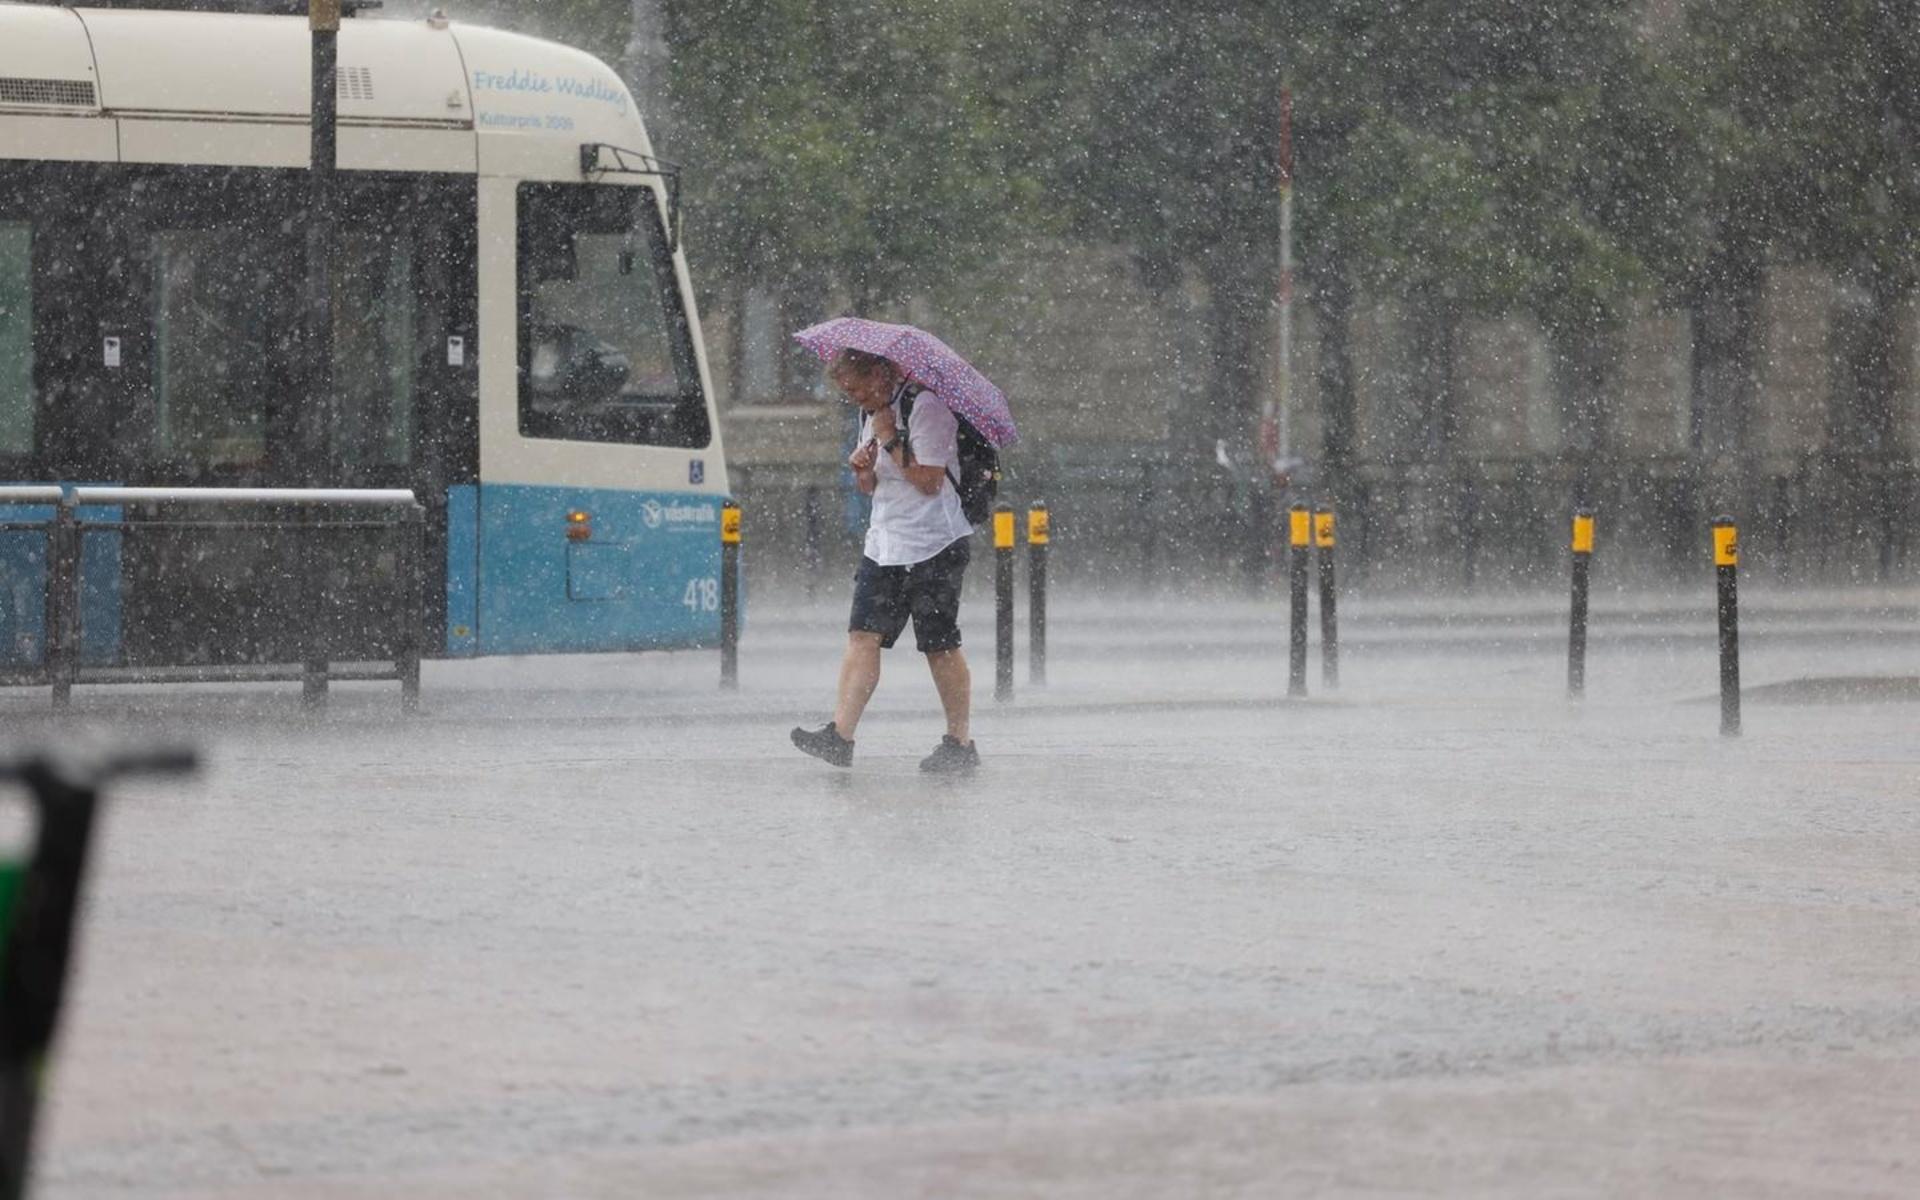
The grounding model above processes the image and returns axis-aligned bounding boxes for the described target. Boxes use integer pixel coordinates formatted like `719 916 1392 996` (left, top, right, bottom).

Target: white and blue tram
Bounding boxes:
0 0 729 668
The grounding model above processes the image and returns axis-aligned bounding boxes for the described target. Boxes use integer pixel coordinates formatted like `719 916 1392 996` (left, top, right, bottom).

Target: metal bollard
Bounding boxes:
399 504 425 710
301 663 328 710
720 501 741 691
45 500 79 711
1713 515 1740 737
301 520 328 712
994 503 1015 703
1288 504 1310 698
1027 502 1049 687
1567 509 1594 699
1315 507 1338 689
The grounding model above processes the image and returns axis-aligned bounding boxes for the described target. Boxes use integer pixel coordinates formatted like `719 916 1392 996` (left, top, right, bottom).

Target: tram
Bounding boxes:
0 0 729 669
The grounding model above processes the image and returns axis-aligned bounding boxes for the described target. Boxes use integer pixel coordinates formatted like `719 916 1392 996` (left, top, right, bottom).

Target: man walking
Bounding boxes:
791 348 979 772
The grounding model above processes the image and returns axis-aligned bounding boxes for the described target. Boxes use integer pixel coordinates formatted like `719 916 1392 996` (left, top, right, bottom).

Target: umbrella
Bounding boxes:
792 317 1019 448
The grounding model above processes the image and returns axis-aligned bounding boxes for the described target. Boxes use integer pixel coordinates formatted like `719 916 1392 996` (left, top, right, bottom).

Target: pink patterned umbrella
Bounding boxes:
792 317 1019 448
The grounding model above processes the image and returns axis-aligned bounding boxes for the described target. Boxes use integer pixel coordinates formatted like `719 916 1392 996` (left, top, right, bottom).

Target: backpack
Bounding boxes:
900 389 1001 526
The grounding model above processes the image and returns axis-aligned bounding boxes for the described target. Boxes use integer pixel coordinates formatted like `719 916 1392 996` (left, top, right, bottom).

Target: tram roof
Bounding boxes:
0 2 654 178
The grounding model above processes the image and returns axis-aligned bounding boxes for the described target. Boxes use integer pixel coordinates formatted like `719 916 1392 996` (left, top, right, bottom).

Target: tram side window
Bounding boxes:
0 223 30 456
334 233 415 467
154 231 274 469
517 183 708 448
154 227 415 471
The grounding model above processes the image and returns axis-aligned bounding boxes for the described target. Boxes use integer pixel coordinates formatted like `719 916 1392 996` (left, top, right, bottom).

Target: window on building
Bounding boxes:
517 183 707 448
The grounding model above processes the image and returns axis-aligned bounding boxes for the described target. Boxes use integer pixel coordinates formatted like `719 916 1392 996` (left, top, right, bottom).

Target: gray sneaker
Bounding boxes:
791 721 854 768
919 735 979 773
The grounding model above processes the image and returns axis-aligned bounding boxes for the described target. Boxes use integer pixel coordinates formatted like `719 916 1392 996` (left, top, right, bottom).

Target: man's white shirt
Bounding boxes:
859 385 973 566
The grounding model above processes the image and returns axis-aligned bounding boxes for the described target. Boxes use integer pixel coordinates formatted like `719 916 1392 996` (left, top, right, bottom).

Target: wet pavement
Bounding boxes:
8 585 1920 1197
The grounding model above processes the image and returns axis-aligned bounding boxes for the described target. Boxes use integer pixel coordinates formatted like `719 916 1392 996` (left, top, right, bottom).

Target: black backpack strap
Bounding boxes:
897 387 959 492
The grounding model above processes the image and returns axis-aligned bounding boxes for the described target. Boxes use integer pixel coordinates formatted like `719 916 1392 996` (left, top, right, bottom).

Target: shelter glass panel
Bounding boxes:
0 222 29 456
517 183 707 448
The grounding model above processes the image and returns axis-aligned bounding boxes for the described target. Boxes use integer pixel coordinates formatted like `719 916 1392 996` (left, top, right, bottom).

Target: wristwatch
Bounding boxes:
880 434 902 454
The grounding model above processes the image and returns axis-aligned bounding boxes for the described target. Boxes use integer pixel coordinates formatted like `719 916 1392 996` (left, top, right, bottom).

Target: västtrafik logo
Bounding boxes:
641 499 717 531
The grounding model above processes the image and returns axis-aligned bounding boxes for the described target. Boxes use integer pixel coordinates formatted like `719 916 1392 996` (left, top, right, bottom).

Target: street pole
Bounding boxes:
308 0 338 474
1276 83 1294 463
304 0 339 710
1260 84 1294 469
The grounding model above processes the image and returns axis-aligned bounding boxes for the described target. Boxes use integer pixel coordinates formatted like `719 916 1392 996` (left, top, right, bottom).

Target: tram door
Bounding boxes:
66 169 472 667
18 169 155 485
0 167 154 666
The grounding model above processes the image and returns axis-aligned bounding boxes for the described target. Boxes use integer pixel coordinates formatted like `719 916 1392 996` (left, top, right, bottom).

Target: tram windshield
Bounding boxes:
0 222 28 457
517 183 708 449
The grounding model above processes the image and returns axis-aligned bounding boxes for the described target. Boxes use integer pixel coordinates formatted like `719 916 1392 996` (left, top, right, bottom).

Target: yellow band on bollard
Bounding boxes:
994 509 1016 549
721 504 741 545
1571 514 1594 555
1027 506 1050 545
1289 507 1311 548
1314 510 1335 549
1713 523 1738 567
310 0 342 31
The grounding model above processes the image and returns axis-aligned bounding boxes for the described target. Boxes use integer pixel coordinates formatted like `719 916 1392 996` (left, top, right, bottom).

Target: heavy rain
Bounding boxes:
0 0 1917 1196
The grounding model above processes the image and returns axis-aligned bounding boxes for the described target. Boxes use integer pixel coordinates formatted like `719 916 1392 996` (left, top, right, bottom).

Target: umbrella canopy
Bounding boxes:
792 317 1019 448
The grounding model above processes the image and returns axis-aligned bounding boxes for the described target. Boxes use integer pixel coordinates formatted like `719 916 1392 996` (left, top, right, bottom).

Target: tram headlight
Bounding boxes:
566 510 592 542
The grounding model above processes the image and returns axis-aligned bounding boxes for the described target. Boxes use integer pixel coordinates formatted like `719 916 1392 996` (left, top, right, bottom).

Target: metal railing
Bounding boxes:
728 451 1920 594
0 487 425 710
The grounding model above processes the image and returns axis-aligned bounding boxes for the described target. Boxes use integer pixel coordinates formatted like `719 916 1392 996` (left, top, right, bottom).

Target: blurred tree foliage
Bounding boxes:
668 0 1047 314
498 0 1914 470
1043 0 1663 465
1684 0 1920 456
438 0 632 63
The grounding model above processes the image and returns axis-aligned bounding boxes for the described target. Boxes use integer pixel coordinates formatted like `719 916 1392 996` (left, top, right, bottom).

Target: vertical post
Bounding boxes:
1460 477 1481 590
1568 509 1594 698
302 648 329 710
1288 503 1310 698
719 500 740 690
302 1 340 714
802 486 822 602
1315 507 1338 689
1713 516 1740 737
306 1 338 471
45 500 78 711
398 504 424 710
994 503 1015 703
300 511 329 713
1027 503 1049 686
1274 83 1294 460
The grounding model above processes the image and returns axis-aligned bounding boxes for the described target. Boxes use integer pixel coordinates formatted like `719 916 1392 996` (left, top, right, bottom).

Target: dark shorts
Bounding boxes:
849 537 971 653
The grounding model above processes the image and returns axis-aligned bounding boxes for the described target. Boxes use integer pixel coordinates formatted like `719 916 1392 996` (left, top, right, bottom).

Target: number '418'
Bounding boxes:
683 578 720 612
